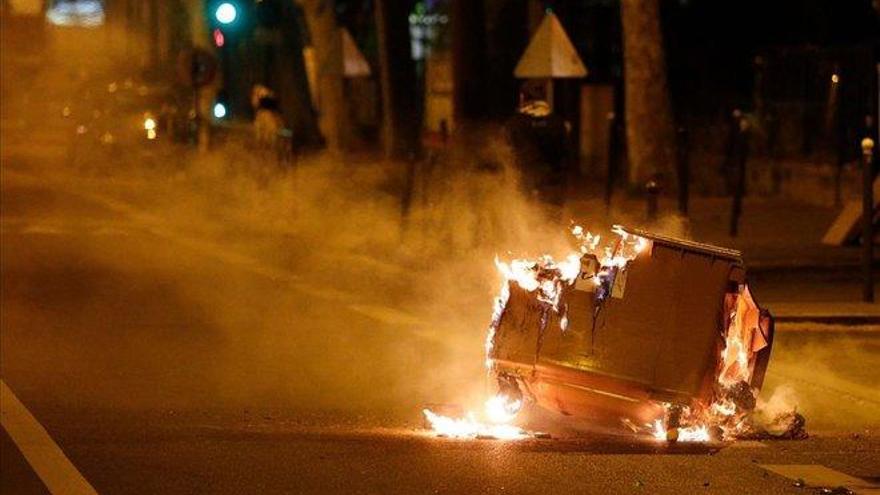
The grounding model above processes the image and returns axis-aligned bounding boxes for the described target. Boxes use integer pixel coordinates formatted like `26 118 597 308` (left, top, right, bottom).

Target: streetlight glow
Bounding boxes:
213 102 227 119
214 2 237 25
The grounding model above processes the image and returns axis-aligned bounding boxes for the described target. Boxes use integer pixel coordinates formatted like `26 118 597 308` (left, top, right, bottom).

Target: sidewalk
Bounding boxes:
769 302 880 326
566 193 879 326
565 194 875 270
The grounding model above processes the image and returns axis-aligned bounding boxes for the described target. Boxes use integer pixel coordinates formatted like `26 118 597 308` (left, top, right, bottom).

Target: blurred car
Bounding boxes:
46 0 105 27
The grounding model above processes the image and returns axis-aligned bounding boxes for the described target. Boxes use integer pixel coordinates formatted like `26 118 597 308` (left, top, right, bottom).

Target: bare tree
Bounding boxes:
620 0 676 185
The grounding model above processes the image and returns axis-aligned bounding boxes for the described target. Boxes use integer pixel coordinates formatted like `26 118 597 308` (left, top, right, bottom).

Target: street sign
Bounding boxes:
176 48 218 88
822 176 880 245
514 13 587 79
342 28 371 78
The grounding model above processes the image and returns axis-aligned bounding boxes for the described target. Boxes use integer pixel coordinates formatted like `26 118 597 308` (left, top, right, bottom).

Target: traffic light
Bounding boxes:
212 28 225 47
208 1 255 120
214 2 238 25
213 102 228 120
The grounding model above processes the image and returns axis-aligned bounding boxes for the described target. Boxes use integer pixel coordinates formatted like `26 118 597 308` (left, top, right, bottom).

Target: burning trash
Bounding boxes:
424 225 804 443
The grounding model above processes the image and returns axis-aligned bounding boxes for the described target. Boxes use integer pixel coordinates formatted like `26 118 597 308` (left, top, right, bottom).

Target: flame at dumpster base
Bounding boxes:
651 419 711 442
644 284 786 443
422 394 528 440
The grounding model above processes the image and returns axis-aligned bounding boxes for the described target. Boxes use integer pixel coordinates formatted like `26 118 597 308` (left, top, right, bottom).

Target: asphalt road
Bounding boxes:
2 167 879 494
3 21 879 495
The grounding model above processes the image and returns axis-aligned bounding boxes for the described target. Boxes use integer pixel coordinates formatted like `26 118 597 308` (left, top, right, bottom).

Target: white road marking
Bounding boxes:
349 303 426 327
721 440 767 448
21 224 67 235
0 379 98 495
1 217 131 238
760 464 879 494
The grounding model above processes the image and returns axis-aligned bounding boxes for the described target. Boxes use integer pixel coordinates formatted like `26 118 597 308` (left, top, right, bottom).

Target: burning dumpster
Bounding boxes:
485 226 774 441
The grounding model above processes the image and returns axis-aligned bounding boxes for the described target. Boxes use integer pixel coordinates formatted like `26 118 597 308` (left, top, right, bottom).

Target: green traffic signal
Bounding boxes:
215 2 237 25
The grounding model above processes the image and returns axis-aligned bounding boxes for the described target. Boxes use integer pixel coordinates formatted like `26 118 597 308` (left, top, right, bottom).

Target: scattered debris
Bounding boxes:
737 411 808 440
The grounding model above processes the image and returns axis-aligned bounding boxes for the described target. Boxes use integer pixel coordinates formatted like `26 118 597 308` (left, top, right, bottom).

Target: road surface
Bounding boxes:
2 165 880 494
2 20 879 495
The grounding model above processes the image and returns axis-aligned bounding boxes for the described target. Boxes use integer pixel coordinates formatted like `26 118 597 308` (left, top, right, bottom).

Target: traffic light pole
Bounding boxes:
862 138 875 303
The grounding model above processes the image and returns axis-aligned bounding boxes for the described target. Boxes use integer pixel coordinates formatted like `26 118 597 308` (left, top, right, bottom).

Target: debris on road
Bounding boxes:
738 410 809 440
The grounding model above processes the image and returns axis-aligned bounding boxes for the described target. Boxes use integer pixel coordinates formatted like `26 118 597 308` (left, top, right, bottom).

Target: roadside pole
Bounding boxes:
195 87 210 154
177 48 218 154
645 177 660 223
862 137 875 303
676 125 690 216
605 112 618 211
729 117 750 237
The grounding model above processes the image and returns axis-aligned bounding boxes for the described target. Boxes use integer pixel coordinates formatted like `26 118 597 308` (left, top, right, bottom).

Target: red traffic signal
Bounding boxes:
212 28 225 47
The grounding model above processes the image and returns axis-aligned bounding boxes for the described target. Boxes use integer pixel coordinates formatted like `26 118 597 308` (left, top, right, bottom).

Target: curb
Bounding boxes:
768 302 880 328
774 315 880 326
775 321 880 332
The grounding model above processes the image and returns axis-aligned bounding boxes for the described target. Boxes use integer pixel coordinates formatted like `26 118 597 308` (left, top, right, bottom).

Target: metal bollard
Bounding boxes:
645 177 660 223
861 137 875 303
729 117 750 237
605 112 618 210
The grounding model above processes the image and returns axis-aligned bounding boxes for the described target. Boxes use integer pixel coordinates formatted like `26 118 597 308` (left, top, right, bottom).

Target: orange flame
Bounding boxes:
427 226 650 441
649 286 763 442
422 394 527 440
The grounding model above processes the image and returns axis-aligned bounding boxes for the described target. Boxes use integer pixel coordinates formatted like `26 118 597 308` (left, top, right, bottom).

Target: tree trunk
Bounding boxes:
374 0 419 159
301 0 347 152
484 0 528 120
273 1 322 147
452 0 488 122
183 0 209 49
620 0 676 185
146 0 160 69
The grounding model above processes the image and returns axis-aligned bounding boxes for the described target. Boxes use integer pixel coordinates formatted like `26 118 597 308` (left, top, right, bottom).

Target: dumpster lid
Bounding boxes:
622 227 743 261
